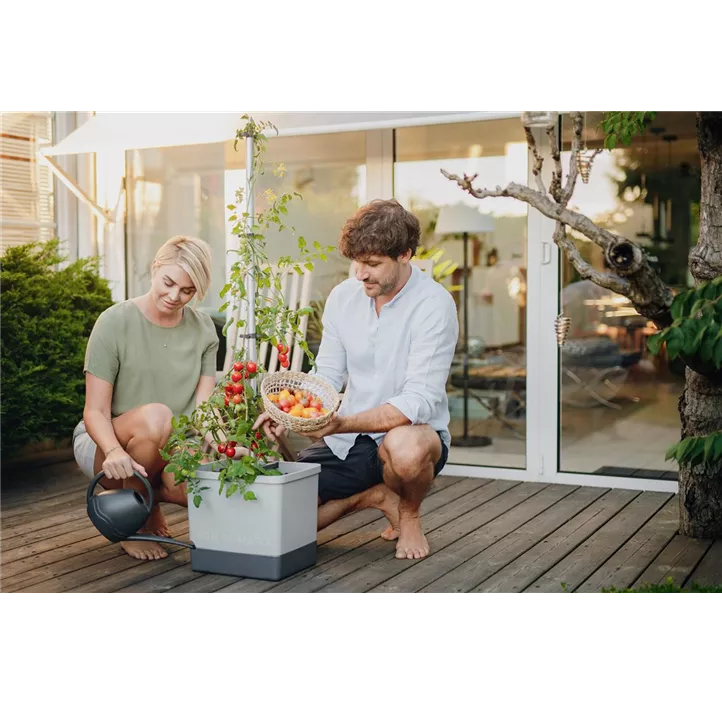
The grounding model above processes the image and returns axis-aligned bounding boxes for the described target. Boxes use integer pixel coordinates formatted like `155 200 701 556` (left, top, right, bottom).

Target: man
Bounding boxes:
255 199 459 560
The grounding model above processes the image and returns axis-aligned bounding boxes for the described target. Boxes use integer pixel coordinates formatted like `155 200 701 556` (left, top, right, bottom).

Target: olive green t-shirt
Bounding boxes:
84 300 219 418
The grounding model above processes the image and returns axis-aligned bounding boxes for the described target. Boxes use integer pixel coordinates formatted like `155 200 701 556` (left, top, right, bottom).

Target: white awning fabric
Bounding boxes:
41 111 521 156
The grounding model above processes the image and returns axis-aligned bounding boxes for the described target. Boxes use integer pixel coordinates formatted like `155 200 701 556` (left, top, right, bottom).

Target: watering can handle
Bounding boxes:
86 470 154 512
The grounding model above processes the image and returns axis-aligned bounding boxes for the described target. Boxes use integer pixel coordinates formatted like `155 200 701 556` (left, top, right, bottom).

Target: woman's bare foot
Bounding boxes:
120 537 168 560
145 505 171 537
119 506 170 560
395 515 430 560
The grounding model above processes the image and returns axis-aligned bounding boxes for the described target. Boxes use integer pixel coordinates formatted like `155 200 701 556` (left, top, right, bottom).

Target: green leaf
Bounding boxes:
243 491 257 501
647 332 664 356
665 443 679 462
713 336 722 368
193 494 202 508
674 437 693 463
704 434 717 462
665 327 684 359
690 298 706 317
713 434 722 462
671 291 691 320
607 134 617 150
700 325 718 363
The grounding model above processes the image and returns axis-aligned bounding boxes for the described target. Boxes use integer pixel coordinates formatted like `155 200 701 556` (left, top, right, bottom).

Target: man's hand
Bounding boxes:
295 412 344 441
252 412 288 444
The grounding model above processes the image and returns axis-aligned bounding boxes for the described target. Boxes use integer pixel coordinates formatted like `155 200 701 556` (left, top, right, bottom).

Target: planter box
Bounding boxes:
188 461 321 581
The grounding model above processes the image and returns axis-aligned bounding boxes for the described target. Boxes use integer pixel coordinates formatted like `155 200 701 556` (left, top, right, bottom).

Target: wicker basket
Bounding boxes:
261 371 340 433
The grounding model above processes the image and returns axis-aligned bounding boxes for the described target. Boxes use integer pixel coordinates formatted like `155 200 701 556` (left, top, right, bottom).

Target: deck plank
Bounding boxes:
1 508 187 573
401 486 608 593
311 482 548 593
524 491 672 593
215 479 509 594
119 477 476 594
687 541 722 587
4 522 190 592
3 456 718 593
1 487 90 521
472 489 641 593
632 534 712 588
576 498 679 592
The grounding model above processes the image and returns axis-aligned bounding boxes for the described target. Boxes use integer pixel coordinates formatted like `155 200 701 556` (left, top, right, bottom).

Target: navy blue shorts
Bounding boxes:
297 432 449 505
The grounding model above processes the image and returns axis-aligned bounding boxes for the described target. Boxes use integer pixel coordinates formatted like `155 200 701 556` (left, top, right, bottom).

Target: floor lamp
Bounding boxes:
435 203 496 448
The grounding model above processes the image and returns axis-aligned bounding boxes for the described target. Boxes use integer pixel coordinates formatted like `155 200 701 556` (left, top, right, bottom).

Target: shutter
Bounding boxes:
0 112 56 254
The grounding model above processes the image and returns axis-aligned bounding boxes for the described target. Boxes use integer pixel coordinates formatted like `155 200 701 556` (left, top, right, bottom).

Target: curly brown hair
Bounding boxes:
339 199 421 260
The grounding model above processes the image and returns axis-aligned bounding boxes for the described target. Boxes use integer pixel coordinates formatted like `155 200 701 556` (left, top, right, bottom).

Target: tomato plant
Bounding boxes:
161 115 335 507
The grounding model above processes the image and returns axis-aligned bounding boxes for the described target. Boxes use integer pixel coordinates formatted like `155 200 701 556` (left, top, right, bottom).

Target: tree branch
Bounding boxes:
441 169 616 250
562 111 584 204
523 127 547 194
546 123 564 203
441 112 722 379
552 223 631 296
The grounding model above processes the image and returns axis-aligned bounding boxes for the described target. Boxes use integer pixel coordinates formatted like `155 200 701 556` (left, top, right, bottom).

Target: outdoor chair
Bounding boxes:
219 265 313 378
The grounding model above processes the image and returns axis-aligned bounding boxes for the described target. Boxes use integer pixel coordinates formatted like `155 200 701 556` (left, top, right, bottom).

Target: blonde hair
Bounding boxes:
153 236 212 301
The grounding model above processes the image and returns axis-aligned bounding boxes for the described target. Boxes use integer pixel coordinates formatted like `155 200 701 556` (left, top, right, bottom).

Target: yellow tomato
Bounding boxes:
289 405 304 417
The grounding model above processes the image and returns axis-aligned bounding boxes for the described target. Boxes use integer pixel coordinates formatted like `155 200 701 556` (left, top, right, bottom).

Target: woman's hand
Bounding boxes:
102 446 147 480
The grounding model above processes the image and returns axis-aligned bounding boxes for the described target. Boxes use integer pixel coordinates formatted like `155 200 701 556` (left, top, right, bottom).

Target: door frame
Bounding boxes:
436 120 678 494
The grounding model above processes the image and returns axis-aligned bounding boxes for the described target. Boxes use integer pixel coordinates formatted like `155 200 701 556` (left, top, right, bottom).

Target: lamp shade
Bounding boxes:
434 203 495 236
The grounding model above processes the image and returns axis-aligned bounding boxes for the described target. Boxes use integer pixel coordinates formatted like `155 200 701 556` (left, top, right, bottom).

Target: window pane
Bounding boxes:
559 112 699 479
395 118 528 469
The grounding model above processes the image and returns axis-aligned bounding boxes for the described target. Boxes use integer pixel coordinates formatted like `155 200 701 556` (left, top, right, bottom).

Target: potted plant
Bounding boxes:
161 115 334 581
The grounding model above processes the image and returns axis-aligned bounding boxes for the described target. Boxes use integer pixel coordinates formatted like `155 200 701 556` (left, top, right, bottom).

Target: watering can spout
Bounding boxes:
86 471 195 550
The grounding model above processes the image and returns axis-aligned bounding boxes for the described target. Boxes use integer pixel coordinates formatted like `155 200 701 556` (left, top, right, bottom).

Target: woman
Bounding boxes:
73 235 239 561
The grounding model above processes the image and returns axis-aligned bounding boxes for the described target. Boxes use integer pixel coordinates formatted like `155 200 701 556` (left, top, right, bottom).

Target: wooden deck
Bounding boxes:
2 458 721 593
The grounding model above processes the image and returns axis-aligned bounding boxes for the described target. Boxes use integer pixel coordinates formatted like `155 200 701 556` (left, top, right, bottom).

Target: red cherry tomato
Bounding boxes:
255 431 262 440
280 359 290 369
225 447 236 458
224 383 234 393
277 343 289 354
246 361 257 374
229 441 237 448
231 372 242 383
232 394 242 405
233 362 244 372
224 398 230 406
217 444 227 454
232 383 244 394
278 353 288 365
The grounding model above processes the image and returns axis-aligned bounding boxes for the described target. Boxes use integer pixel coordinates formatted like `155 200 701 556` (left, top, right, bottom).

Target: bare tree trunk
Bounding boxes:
679 112 722 537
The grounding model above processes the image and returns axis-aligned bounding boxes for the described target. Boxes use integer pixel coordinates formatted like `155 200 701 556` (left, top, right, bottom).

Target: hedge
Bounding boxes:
1 241 113 459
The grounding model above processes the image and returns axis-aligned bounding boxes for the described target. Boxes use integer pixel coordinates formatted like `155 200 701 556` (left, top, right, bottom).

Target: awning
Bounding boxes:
41 111 521 156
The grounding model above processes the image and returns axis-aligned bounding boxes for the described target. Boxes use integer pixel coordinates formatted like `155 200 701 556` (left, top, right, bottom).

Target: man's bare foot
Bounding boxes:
368 485 401 541
396 515 430 560
380 525 400 541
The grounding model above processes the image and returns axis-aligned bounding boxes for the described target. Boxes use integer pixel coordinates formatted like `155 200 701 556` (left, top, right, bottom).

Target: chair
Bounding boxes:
220 265 313 377
561 337 640 410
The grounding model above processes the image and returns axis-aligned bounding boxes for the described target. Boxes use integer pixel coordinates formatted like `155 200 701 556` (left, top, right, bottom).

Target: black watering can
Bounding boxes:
86 471 195 550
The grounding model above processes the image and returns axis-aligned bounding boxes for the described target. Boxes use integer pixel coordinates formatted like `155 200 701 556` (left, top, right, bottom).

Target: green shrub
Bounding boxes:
0 241 113 459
